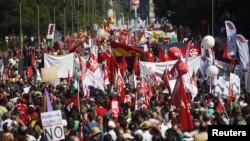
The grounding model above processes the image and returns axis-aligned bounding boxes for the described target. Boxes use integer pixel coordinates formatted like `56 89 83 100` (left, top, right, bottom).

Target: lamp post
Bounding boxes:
64 0 66 48
77 0 79 32
212 0 214 36
19 0 23 52
53 0 56 24
71 0 74 34
37 0 40 48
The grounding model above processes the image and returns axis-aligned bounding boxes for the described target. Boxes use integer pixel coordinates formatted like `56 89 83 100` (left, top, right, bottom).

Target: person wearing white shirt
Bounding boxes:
140 121 153 141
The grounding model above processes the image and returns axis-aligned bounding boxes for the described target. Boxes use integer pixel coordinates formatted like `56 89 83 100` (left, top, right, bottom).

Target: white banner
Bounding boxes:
230 73 240 99
214 77 229 98
83 69 104 91
83 53 104 91
140 56 201 78
44 53 74 78
225 21 237 59
236 34 249 69
41 110 65 141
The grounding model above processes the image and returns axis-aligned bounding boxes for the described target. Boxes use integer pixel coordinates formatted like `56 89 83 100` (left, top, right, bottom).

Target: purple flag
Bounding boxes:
45 89 53 112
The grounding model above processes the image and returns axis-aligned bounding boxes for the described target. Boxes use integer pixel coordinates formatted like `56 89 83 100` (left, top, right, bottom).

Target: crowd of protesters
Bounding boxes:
0 21 250 141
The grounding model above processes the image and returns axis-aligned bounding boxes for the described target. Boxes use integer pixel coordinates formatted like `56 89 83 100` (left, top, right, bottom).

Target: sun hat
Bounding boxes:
140 121 153 129
89 127 101 137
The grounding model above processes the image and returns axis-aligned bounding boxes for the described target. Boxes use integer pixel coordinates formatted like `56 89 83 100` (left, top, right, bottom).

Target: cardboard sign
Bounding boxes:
41 110 65 141
41 67 58 82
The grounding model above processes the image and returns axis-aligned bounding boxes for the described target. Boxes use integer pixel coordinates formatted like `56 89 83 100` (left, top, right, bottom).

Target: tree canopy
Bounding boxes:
154 0 250 38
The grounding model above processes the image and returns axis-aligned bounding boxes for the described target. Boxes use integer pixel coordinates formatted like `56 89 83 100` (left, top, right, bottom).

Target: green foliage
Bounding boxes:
154 0 250 38
0 0 131 39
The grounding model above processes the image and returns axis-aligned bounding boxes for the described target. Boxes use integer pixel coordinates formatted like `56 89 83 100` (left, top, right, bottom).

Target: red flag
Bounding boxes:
27 67 33 79
179 92 193 131
110 55 120 85
170 73 193 131
227 87 235 105
68 93 79 109
111 98 119 118
133 56 140 75
53 41 61 50
140 76 149 93
170 75 182 107
103 63 110 86
204 98 212 108
147 53 154 62
158 48 165 62
78 55 86 80
49 24 55 35
67 70 71 87
216 97 225 112
87 54 99 73
83 85 90 101
161 68 171 93
120 56 128 77
169 59 182 79
116 69 125 93
30 49 35 66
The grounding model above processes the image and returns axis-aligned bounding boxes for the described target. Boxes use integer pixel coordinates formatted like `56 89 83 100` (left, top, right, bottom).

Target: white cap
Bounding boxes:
108 120 116 128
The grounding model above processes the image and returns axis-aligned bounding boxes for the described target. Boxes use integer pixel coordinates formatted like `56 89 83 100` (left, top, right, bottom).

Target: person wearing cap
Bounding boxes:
139 121 153 141
89 127 101 141
107 120 117 141
0 122 14 141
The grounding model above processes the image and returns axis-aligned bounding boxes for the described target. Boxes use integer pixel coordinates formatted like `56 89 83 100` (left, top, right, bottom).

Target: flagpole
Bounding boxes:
103 0 106 19
209 77 212 93
37 0 40 48
19 0 23 53
92 0 94 25
212 0 214 36
77 0 79 32
53 0 56 24
88 0 90 26
64 0 66 48
71 0 74 34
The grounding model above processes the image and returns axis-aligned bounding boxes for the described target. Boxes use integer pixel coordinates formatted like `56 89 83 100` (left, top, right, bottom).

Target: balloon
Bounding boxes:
168 47 182 60
202 35 215 49
178 62 188 74
144 63 156 75
206 65 219 77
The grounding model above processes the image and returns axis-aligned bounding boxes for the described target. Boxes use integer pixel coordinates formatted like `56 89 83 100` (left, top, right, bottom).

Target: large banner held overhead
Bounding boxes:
225 21 237 59
44 53 74 78
140 56 201 78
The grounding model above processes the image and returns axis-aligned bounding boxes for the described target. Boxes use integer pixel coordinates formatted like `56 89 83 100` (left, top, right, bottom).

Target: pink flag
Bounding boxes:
78 55 86 80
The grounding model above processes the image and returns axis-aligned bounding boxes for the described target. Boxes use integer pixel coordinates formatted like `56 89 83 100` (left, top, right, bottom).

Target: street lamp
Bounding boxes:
212 0 214 36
